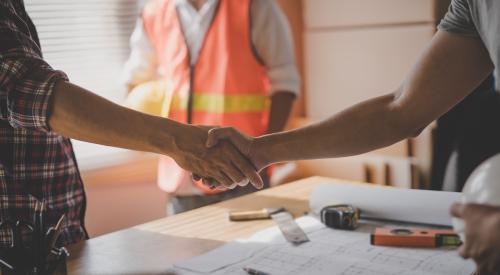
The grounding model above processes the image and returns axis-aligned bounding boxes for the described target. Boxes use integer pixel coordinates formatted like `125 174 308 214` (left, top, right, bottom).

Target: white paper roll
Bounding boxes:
310 183 461 227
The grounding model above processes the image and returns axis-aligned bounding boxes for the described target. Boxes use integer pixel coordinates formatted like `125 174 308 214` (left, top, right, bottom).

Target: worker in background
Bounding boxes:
122 0 299 214
205 0 500 272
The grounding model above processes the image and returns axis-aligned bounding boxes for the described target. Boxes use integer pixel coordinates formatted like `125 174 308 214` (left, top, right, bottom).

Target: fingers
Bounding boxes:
222 162 246 184
450 203 465 218
229 146 263 189
200 167 250 190
230 162 250 187
203 176 230 190
199 159 261 190
215 171 237 190
201 130 261 190
237 178 249 187
202 177 231 190
209 140 262 190
206 127 230 147
242 166 263 189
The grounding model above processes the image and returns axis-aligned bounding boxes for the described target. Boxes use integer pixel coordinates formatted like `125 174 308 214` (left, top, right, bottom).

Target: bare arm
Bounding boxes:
50 81 177 153
49 81 263 188
207 31 494 170
266 92 296 134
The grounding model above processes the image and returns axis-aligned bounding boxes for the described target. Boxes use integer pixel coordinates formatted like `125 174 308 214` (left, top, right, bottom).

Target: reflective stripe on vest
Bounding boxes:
170 93 269 113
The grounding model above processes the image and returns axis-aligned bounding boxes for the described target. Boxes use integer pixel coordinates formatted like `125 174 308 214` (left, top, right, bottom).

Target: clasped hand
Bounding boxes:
179 126 267 191
172 125 264 190
202 127 269 190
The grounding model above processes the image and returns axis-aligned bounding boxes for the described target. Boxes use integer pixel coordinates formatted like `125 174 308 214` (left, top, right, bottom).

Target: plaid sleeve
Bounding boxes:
0 56 68 132
0 3 68 132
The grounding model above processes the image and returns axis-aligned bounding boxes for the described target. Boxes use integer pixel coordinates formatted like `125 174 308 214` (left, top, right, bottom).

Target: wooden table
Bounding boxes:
67 176 342 274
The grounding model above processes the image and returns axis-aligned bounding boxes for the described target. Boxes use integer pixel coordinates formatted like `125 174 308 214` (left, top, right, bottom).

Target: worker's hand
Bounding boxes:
170 125 263 190
202 127 270 190
450 203 500 274
190 125 248 189
206 127 268 169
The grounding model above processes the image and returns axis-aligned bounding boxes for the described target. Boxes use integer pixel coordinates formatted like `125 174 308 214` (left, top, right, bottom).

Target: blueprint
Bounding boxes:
171 216 475 275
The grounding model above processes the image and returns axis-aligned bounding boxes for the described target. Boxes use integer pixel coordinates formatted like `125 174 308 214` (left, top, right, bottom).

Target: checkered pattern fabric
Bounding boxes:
0 0 87 247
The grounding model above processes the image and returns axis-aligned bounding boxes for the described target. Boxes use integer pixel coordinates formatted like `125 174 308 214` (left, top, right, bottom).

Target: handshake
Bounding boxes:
170 125 270 191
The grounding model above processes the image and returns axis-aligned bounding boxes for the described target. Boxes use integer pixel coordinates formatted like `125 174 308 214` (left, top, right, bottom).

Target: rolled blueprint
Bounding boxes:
310 182 461 227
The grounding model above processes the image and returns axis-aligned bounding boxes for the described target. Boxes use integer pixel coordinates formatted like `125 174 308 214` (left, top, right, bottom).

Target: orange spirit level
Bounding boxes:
371 227 462 248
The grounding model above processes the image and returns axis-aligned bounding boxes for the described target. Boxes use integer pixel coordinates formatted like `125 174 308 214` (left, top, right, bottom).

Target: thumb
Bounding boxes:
206 127 229 147
252 174 264 190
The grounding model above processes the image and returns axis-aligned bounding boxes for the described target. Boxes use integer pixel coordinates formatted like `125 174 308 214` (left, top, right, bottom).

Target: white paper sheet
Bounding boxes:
171 217 475 275
310 183 461 226
172 241 267 273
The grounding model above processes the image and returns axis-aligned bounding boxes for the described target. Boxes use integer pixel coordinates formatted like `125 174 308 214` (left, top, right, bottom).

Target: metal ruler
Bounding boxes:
271 210 309 245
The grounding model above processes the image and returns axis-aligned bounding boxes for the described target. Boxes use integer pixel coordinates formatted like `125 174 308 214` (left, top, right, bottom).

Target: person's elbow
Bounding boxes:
388 90 429 139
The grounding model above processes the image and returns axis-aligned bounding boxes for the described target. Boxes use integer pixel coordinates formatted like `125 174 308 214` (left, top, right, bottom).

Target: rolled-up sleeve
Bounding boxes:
0 55 68 131
0 10 68 132
438 0 479 37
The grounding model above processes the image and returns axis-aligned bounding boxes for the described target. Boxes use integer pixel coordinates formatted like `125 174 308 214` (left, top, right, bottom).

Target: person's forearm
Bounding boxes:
266 92 296 134
254 91 420 166
48 81 265 188
48 81 183 156
206 31 494 177
253 32 495 167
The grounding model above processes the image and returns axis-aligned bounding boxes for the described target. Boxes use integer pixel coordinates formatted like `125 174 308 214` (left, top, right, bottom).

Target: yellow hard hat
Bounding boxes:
125 80 173 117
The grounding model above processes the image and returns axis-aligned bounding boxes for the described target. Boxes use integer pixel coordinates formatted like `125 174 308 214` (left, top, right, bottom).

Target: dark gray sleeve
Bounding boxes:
438 0 479 37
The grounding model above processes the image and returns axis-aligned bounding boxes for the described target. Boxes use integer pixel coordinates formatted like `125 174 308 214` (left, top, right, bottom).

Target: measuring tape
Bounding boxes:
271 210 309 245
320 204 360 230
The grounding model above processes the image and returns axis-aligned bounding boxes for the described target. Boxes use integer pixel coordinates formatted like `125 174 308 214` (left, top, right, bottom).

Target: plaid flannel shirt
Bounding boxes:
0 0 87 247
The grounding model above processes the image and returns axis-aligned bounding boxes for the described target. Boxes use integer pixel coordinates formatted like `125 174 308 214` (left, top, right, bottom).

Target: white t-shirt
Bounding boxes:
122 0 300 96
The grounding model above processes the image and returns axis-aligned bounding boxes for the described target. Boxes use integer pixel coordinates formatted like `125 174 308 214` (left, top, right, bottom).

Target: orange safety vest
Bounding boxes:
143 0 270 194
